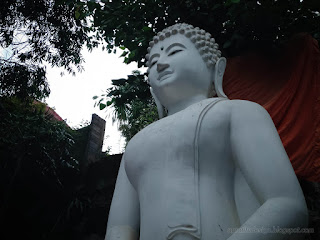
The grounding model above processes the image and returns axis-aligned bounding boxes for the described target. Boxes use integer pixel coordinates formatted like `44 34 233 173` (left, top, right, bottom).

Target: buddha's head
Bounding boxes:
146 23 227 118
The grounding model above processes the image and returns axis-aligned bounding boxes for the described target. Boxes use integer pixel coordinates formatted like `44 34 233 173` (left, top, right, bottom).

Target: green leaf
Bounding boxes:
99 103 106 110
75 10 80 19
106 101 113 106
142 26 151 32
119 46 126 50
120 51 128 57
92 95 98 100
128 50 136 58
225 0 240 6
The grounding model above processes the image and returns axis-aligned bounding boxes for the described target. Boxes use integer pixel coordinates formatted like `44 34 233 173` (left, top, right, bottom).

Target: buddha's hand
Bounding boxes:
105 225 139 240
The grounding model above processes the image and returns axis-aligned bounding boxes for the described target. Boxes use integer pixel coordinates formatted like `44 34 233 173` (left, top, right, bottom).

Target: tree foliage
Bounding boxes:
95 71 158 142
0 0 92 68
0 97 78 187
0 0 95 100
92 0 320 65
0 97 83 238
0 63 49 99
0 2 109 238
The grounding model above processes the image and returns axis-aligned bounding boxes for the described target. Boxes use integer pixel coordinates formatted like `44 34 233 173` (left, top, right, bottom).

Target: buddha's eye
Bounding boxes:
151 61 157 67
168 49 182 56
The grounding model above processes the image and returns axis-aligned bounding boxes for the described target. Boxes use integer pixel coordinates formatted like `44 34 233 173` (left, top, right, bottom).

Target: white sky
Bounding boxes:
45 47 143 154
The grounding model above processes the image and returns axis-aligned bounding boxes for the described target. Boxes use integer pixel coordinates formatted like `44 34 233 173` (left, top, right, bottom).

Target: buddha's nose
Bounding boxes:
157 63 169 72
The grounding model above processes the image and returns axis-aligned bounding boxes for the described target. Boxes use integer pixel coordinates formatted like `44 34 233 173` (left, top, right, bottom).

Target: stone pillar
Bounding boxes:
83 114 106 168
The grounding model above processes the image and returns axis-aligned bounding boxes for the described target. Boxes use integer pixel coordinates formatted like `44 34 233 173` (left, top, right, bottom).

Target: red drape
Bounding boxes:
224 34 320 182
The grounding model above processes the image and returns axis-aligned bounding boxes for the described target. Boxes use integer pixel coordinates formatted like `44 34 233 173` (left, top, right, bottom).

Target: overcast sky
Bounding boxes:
45 47 142 154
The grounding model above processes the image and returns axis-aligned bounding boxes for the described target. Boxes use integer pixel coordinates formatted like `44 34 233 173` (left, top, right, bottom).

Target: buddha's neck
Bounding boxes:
167 95 208 116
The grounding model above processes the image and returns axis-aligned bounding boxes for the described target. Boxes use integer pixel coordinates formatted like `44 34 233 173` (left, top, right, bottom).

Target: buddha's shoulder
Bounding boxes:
215 99 265 111
205 98 268 120
213 99 271 127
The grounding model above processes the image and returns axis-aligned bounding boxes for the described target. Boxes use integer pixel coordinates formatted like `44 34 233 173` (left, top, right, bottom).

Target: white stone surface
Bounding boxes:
105 24 308 240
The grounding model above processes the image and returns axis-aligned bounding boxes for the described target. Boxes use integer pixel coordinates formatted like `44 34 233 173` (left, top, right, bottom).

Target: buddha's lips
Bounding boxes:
158 70 173 81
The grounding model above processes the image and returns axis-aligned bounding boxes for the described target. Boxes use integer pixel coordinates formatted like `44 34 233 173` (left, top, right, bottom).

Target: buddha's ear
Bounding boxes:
150 87 166 119
214 57 228 98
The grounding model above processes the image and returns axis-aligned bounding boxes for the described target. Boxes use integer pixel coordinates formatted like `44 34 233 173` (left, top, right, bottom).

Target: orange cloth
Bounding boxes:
223 34 320 182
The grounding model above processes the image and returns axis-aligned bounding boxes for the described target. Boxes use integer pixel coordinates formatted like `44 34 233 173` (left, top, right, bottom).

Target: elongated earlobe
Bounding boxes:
150 87 166 119
214 57 228 98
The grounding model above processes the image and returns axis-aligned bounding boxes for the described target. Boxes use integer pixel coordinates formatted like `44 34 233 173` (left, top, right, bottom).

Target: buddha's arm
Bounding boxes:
105 156 140 240
229 100 308 240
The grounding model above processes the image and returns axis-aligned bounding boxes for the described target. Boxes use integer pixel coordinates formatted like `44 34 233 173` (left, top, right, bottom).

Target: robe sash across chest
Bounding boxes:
165 98 226 240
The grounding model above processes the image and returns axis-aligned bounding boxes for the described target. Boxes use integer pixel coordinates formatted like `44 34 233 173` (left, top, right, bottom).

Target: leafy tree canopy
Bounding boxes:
0 2 105 238
94 71 158 142
0 98 78 186
0 0 95 100
92 0 320 65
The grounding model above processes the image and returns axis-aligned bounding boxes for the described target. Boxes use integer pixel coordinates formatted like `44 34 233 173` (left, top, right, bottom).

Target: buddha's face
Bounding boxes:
148 34 213 108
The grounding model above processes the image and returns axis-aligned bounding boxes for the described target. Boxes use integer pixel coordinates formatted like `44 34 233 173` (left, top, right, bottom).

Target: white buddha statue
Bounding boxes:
105 23 308 240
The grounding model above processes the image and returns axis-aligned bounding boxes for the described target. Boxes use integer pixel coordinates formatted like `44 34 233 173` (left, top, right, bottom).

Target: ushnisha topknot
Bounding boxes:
145 23 222 71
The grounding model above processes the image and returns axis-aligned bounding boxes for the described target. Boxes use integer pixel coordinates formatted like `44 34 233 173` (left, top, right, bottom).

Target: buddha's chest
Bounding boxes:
125 111 197 185
124 99 228 190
